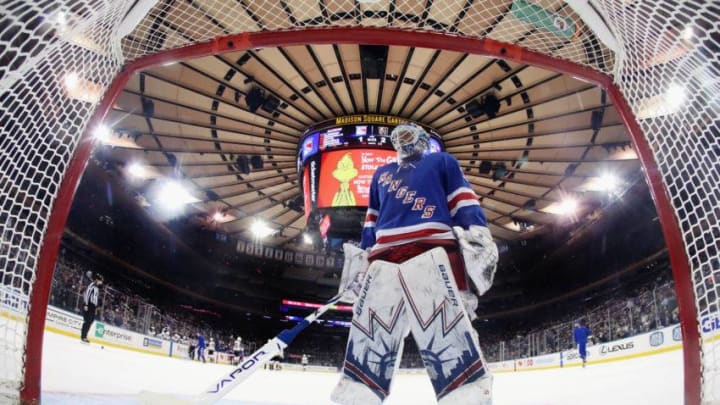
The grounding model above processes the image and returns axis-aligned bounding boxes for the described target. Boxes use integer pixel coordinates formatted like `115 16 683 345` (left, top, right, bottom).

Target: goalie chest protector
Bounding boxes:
361 152 487 250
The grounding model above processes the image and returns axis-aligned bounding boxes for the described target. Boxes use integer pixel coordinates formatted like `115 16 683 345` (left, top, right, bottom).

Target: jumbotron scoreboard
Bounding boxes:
297 114 443 243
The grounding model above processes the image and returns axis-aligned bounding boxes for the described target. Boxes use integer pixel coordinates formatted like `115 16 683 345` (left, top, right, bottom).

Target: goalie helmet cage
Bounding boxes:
0 0 717 404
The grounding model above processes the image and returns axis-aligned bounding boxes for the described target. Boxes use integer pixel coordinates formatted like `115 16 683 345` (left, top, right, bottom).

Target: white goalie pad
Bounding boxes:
398 248 490 401
337 243 369 303
453 226 499 296
332 260 409 405
437 373 493 405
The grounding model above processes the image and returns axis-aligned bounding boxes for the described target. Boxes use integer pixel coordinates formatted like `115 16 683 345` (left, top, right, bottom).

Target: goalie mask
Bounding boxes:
390 122 429 163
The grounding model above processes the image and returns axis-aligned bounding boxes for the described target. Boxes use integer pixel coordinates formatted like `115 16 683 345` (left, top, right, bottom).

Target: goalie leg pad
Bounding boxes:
398 248 490 400
437 373 493 405
331 260 409 404
331 375 385 405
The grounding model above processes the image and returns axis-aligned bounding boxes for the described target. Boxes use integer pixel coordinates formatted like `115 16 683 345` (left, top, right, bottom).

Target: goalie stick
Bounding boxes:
139 293 345 405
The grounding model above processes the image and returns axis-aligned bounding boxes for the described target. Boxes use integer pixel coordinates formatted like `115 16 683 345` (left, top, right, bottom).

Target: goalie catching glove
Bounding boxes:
337 243 369 304
453 225 498 296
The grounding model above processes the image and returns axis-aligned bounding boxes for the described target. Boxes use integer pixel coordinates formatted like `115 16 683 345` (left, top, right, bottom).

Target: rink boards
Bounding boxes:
492 324 684 373
494 312 720 373
3 299 720 374
4 304 720 403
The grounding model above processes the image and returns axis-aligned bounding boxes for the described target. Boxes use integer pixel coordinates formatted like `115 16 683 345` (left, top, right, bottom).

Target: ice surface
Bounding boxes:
42 332 683 404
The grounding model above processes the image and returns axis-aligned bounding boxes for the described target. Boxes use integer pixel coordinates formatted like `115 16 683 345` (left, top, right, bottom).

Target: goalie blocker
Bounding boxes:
331 247 492 405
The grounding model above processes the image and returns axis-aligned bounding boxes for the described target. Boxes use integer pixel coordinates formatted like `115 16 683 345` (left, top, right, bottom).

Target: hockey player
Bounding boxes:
332 123 498 405
301 353 309 371
573 320 591 367
208 337 216 363
197 333 206 363
188 337 196 360
233 336 243 365
274 346 284 370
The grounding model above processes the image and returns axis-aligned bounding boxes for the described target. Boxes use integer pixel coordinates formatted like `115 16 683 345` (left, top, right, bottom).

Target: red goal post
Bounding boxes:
1 2 716 405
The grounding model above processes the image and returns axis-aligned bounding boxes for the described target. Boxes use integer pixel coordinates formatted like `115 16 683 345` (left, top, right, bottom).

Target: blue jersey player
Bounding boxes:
573 321 591 367
332 123 499 405
197 333 206 363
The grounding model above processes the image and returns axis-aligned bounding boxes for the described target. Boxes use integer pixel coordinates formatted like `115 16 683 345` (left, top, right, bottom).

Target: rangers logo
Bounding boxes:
301 134 319 160
302 140 314 158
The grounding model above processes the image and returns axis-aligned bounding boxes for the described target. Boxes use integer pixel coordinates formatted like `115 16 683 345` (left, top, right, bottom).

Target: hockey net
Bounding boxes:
0 0 718 403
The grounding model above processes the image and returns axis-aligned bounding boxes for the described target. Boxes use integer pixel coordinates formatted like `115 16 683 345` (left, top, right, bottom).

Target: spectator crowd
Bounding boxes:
48 247 683 368
49 248 261 358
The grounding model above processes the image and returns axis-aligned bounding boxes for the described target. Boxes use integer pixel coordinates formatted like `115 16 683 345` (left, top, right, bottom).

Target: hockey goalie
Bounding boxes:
332 123 499 405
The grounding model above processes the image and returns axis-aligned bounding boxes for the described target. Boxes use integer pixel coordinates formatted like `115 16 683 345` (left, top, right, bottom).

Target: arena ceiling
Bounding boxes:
80 1 646 247
98 41 640 246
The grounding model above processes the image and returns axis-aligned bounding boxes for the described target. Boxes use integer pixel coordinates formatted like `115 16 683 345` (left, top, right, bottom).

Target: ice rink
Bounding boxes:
41 331 684 404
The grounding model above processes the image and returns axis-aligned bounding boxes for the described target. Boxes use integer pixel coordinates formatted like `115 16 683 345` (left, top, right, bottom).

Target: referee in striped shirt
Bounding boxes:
80 273 103 343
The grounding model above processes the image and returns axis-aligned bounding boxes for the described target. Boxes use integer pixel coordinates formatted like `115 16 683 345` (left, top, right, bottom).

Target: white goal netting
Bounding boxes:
1 0 718 403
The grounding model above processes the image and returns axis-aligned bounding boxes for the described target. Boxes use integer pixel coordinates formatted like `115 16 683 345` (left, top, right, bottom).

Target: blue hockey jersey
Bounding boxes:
573 326 591 345
361 152 488 251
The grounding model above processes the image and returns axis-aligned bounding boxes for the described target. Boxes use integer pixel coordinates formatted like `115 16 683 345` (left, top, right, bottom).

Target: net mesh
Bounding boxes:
589 1 720 400
1 0 718 402
0 0 129 399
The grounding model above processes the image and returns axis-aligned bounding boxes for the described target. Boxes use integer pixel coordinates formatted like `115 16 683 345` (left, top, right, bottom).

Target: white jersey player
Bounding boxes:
331 123 499 405
233 337 243 365
301 354 309 371
208 338 216 363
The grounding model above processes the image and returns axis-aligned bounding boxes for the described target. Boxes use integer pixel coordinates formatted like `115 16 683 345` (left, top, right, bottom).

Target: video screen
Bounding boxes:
297 115 443 165
298 115 444 216
317 149 397 208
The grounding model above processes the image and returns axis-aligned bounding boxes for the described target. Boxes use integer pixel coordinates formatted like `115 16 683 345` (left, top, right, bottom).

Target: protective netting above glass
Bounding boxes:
1 0 718 403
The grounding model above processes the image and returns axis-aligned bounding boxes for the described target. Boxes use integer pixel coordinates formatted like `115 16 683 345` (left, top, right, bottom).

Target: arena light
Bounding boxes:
63 72 103 103
56 11 67 27
210 211 235 224
63 72 79 90
154 180 198 212
557 198 578 215
636 83 687 119
126 162 146 179
92 125 111 141
682 26 694 41
542 197 578 216
250 219 275 239
598 173 620 192
666 83 687 109
303 233 313 244
579 172 621 193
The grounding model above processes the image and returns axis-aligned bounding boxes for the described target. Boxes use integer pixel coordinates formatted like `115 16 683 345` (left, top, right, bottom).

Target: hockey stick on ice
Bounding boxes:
138 293 346 405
